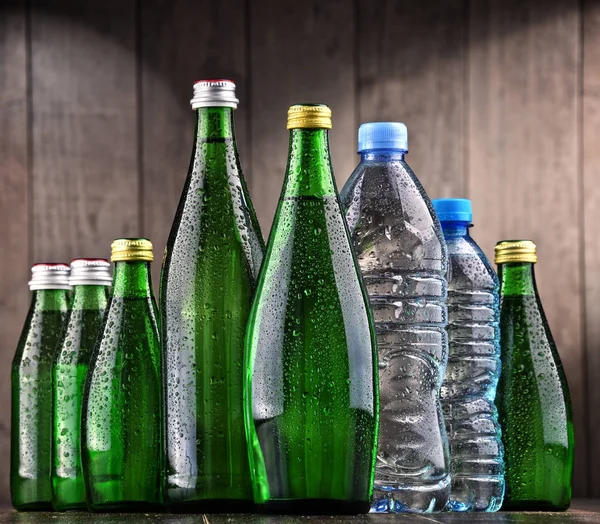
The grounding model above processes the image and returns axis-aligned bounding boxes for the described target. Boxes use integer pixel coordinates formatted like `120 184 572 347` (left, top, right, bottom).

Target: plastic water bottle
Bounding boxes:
432 199 504 512
340 123 450 513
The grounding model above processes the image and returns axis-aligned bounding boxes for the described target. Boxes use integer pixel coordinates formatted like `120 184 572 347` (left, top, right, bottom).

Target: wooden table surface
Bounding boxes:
1 501 600 523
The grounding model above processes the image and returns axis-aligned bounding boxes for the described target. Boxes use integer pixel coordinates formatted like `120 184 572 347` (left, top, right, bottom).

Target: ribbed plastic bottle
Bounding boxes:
432 199 504 512
340 123 450 513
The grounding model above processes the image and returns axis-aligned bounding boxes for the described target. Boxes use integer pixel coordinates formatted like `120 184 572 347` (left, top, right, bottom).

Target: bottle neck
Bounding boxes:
195 106 236 142
71 284 109 310
112 261 154 298
499 262 537 297
440 221 471 238
360 149 406 162
31 289 70 312
283 128 336 198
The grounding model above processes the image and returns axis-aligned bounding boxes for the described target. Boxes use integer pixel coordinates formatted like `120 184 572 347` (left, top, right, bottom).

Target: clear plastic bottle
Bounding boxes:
340 123 450 513
432 199 504 512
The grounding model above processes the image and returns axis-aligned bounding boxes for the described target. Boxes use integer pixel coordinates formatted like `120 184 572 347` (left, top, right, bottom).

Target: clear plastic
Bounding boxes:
340 150 450 513
439 222 504 512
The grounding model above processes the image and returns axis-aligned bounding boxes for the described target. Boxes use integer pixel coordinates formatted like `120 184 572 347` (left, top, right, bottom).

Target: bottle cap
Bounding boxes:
111 238 154 263
70 258 112 286
495 240 537 264
358 122 408 153
287 104 332 130
29 263 71 291
432 198 472 223
190 79 239 109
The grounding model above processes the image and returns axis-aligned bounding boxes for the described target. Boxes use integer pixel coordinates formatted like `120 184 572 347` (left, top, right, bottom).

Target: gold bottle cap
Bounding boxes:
111 238 154 262
287 104 332 130
494 240 537 264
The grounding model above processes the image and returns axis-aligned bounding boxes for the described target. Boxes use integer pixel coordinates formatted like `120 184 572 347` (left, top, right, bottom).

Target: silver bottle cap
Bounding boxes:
190 79 239 109
70 259 112 286
29 263 71 291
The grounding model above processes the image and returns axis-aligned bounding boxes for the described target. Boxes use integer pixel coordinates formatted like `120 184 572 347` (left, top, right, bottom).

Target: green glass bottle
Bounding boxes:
495 240 574 511
161 80 264 512
245 105 379 515
52 259 111 511
11 263 71 511
82 239 162 512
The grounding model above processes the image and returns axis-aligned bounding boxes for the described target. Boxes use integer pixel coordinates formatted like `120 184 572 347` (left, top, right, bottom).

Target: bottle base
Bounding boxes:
166 499 255 513
13 501 53 512
445 476 504 512
371 476 450 513
88 501 163 513
53 502 88 512
257 499 370 515
502 500 570 512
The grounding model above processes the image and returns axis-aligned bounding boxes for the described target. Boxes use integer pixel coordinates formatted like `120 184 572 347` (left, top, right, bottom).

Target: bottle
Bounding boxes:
161 79 264 512
340 122 450 513
11 263 71 511
82 239 162 512
432 199 504 512
494 240 574 511
245 104 379 515
52 259 111 511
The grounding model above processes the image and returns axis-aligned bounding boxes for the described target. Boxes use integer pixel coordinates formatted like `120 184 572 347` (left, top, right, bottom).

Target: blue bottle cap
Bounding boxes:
358 122 408 153
432 198 473 223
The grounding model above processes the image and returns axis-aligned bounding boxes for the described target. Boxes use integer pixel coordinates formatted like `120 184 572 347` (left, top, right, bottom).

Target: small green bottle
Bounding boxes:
495 240 574 511
245 105 379 515
161 80 264 512
11 263 71 511
52 259 111 511
82 239 162 512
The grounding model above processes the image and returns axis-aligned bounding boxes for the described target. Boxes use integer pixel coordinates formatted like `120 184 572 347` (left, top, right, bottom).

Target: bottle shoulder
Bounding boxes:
340 160 447 273
55 308 106 365
13 307 67 368
446 235 499 292
163 164 265 281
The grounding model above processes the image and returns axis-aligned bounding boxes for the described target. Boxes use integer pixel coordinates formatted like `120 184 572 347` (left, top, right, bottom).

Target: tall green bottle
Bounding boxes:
495 240 574 511
161 79 264 512
11 263 71 511
245 105 379 515
82 239 162 512
52 259 111 511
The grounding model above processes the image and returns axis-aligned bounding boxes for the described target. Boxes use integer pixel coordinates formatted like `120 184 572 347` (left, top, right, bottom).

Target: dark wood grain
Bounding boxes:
583 0 600 499
468 0 585 495
357 0 467 200
0 0 29 508
140 0 248 288
30 0 139 263
249 0 356 229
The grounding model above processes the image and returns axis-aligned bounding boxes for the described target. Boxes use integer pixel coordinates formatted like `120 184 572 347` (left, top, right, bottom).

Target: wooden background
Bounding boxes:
0 0 598 504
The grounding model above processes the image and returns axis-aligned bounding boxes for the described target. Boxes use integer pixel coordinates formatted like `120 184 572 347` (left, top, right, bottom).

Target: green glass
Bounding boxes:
245 113 379 515
82 259 162 511
160 106 264 511
496 261 574 510
52 284 109 511
12 289 69 511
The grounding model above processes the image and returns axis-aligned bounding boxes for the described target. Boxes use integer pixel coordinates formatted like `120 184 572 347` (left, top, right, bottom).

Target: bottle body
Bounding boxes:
496 259 574 511
340 150 450 513
82 257 162 511
52 284 109 511
161 103 263 511
245 116 379 515
437 221 504 512
12 289 69 511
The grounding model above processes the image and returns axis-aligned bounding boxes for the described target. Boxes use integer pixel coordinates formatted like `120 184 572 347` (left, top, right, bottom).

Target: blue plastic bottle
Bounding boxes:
340 123 450 513
432 198 504 512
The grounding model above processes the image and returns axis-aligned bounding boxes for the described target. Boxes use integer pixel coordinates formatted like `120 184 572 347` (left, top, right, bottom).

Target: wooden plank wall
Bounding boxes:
0 0 597 503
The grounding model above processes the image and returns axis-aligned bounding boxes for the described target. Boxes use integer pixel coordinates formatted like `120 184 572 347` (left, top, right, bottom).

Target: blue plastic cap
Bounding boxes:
358 122 408 153
432 198 473 223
